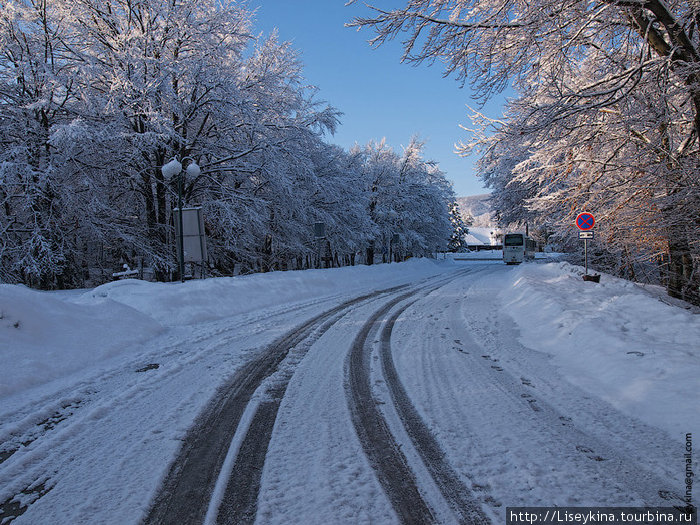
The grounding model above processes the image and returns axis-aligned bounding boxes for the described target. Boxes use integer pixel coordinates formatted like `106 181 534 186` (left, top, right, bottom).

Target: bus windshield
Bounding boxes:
504 234 524 246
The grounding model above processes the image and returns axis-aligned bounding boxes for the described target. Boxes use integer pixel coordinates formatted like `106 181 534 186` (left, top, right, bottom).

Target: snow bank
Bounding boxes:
0 284 164 398
77 258 451 327
501 261 700 438
1 259 452 400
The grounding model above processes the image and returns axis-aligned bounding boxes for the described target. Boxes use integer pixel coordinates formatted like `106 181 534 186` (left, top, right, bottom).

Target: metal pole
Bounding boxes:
199 212 206 280
178 170 185 283
584 238 588 275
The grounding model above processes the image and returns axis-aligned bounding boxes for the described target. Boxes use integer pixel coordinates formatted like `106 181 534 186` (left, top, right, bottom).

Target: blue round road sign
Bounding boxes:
576 212 595 230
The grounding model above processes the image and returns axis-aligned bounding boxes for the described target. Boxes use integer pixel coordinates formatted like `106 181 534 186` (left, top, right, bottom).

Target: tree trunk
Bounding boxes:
366 244 374 265
666 229 699 304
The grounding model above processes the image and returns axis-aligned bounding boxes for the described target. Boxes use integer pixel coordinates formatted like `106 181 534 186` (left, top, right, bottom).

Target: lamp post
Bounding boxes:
162 156 200 282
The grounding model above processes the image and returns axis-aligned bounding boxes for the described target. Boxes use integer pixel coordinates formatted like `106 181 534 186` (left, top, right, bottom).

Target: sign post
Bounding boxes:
389 233 400 263
313 222 325 269
575 212 595 276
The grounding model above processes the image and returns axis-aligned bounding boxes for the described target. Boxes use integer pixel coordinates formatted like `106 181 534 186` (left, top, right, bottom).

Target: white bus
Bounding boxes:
503 233 536 264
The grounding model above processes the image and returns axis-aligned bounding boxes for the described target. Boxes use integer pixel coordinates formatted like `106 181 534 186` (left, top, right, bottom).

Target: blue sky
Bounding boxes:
251 1 509 197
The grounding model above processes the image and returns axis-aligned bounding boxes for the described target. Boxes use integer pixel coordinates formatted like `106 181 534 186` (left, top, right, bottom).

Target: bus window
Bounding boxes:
504 234 524 246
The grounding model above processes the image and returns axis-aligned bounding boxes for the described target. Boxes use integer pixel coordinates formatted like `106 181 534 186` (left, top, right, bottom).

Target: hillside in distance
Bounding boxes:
456 194 500 246
456 194 495 228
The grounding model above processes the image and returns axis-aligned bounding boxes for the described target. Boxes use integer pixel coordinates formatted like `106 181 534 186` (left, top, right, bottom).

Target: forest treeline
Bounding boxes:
354 0 700 304
0 0 457 288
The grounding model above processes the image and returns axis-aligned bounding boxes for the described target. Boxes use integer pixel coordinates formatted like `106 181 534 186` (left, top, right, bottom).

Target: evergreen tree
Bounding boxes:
447 202 470 252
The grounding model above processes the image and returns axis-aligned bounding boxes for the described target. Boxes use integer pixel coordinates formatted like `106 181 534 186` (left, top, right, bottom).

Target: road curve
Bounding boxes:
144 285 408 525
346 289 437 524
345 269 488 524
379 299 491 524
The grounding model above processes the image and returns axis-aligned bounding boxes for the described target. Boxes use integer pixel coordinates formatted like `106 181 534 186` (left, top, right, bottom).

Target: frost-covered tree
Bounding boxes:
192 32 342 274
351 0 700 303
0 0 83 287
0 0 458 288
58 0 256 279
356 138 454 263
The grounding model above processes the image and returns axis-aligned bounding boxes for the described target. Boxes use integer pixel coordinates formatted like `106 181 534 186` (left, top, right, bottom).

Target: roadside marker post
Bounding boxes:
575 212 596 277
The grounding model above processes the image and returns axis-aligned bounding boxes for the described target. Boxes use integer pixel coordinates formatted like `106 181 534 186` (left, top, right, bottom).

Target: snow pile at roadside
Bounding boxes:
0 258 452 399
501 261 700 438
0 285 164 398
76 258 453 327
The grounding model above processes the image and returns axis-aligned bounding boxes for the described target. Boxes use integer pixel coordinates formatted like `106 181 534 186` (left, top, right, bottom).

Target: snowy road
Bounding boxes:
0 260 693 524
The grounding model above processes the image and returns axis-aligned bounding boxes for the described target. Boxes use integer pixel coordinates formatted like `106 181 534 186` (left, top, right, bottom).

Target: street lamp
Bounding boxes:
162 156 200 282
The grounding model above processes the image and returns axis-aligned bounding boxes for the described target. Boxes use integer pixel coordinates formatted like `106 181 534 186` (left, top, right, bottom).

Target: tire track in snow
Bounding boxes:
145 285 408 525
0 293 357 523
212 295 388 524
207 271 477 524
379 301 491 524
347 290 435 523
345 268 486 524
430 271 685 512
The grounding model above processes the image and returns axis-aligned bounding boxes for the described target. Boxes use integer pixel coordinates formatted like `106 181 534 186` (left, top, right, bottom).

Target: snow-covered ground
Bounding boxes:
1 257 697 523
1 261 447 400
456 194 502 246
502 261 699 438
463 226 499 246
